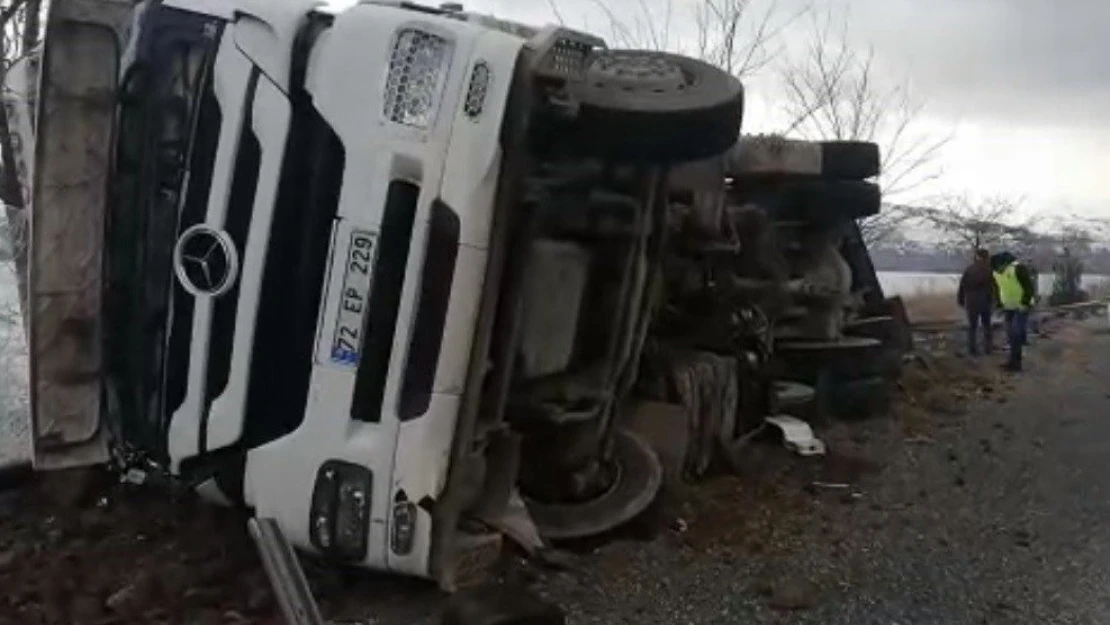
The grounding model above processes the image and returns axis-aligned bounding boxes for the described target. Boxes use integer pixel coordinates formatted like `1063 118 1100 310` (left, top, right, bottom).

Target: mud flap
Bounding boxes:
28 0 133 469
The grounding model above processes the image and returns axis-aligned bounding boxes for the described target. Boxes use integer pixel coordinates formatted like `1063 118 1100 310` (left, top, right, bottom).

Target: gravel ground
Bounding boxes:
512 318 1110 625
0 317 1107 624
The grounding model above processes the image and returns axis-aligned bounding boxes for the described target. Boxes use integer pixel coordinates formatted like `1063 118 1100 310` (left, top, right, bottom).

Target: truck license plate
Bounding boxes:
330 229 377 367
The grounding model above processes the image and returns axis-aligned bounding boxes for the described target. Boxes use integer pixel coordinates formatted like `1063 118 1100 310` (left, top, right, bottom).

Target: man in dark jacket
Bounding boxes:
957 248 998 355
990 251 1036 371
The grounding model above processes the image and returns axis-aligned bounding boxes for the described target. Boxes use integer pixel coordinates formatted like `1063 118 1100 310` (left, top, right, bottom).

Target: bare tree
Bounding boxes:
0 0 37 457
916 193 1030 253
777 11 951 246
563 0 805 79
691 0 808 77
862 202 921 247
1026 215 1110 271
0 0 42 325
1051 214 1110 248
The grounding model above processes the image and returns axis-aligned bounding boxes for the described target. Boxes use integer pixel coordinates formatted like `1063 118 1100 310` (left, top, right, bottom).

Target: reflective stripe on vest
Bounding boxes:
995 262 1025 310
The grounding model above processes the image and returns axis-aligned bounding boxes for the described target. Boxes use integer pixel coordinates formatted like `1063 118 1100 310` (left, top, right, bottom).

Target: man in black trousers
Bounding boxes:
991 250 1037 372
957 248 999 356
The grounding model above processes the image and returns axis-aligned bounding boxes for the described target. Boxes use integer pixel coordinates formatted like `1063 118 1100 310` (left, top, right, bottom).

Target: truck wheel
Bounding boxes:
820 141 881 179
844 315 896 343
729 137 880 180
739 178 881 224
572 50 744 163
773 337 886 383
525 429 663 541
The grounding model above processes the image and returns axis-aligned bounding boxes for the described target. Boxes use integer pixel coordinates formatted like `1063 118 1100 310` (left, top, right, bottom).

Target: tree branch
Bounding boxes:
0 0 28 31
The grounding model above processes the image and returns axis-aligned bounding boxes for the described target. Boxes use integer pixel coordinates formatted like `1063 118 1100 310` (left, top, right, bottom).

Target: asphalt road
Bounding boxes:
503 319 1110 625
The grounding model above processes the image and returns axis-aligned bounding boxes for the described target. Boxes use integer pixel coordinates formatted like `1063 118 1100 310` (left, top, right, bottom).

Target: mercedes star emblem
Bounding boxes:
173 224 240 297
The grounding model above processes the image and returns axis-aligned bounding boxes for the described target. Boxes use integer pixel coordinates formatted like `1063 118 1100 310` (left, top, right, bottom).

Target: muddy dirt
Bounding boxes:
0 477 272 625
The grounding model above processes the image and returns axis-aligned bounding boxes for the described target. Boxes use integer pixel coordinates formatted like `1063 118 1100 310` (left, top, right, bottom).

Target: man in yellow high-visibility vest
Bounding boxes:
990 251 1036 372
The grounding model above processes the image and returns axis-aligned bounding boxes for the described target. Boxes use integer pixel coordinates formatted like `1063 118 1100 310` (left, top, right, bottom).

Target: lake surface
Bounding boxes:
878 271 1110 298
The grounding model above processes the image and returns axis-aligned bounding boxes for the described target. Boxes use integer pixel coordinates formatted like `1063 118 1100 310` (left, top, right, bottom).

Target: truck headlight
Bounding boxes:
383 28 453 129
309 461 372 561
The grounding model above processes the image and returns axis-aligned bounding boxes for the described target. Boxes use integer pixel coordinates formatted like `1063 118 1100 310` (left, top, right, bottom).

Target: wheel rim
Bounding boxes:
524 429 663 541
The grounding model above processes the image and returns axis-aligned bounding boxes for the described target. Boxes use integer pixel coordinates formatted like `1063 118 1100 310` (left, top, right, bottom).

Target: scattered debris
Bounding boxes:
765 415 826 456
1012 529 1034 548
810 481 850 490
479 491 545 557
839 491 865 505
105 580 147 617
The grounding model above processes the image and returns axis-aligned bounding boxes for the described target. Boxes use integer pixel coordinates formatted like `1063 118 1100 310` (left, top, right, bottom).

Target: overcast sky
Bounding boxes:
358 0 1110 218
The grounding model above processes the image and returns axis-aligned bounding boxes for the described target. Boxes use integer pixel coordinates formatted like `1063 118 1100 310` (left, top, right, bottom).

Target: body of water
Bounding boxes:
878 271 1110 298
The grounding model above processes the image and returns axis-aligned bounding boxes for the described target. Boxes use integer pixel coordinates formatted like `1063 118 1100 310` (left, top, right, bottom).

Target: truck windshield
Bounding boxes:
105 8 223 460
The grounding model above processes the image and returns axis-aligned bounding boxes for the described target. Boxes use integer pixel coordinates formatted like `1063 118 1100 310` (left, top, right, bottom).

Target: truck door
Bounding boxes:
28 0 134 470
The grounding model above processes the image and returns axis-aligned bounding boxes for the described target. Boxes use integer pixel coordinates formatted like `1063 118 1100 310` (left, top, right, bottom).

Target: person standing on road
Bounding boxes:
991 250 1036 372
957 248 998 356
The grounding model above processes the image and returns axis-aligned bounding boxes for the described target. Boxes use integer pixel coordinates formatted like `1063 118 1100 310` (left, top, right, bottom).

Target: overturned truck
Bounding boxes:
26 0 902 592
648 136 906 480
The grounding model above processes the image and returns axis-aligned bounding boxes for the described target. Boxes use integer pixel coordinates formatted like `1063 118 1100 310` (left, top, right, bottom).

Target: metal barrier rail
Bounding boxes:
248 517 325 625
908 299 1110 333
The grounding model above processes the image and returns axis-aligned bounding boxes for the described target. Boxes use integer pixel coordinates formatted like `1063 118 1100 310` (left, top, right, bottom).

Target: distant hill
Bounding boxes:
868 237 1110 275
867 235 967 273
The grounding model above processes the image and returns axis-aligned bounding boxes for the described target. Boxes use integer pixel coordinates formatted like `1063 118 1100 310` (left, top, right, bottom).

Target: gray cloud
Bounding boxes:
818 0 1110 125
469 0 1110 126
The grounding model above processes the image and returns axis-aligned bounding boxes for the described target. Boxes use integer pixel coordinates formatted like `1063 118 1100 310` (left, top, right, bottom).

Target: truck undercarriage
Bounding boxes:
23 0 904 595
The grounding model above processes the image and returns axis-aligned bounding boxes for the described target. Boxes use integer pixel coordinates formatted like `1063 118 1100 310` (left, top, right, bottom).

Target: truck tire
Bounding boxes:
572 50 744 163
739 178 881 224
525 429 663 541
844 315 896 343
772 337 886 383
821 141 881 179
728 137 880 180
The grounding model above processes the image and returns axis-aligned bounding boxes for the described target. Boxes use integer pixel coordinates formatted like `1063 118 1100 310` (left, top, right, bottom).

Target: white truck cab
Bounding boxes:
29 0 743 589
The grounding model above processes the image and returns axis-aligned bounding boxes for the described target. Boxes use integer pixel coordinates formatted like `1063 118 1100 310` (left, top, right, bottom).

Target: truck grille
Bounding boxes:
350 181 419 423
165 84 223 422
240 13 342 448
242 109 345 447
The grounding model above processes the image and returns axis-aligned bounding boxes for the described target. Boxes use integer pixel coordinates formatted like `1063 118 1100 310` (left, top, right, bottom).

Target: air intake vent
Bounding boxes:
548 38 591 75
463 61 489 118
383 29 452 129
